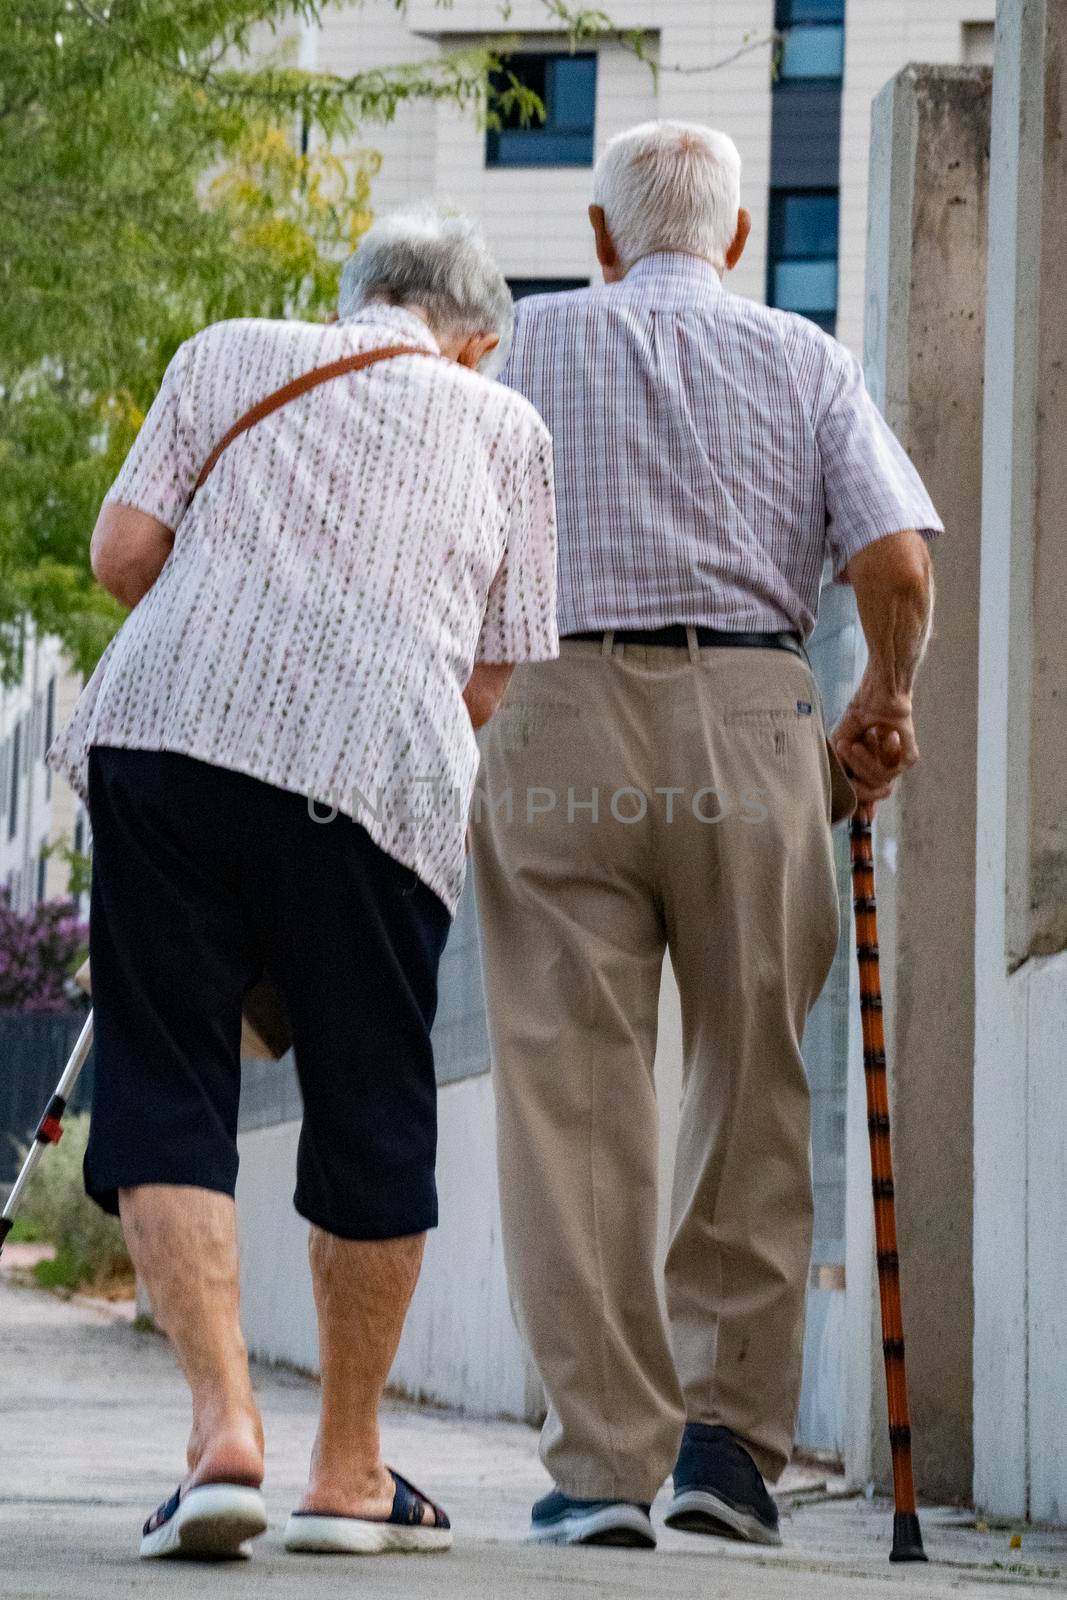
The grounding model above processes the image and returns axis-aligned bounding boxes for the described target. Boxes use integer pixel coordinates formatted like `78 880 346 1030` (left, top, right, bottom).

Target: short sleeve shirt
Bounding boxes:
503 253 942 638
49 306 559 913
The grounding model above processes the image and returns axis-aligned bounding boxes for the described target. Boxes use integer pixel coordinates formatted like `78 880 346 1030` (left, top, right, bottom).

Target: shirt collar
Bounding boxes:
622 252 725 297
341 303 442 354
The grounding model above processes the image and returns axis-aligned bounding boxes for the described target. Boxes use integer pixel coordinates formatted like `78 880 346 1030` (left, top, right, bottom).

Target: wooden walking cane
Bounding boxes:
849 764 927 1563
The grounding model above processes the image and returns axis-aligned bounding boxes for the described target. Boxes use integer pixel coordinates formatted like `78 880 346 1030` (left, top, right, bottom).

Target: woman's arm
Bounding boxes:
463 663 514 730
90 502 175 610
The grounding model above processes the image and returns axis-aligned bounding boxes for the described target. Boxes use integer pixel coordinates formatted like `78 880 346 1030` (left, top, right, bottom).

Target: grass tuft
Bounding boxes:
19 1113 133 1293
5 1216 42 1244
34 1249 83 1289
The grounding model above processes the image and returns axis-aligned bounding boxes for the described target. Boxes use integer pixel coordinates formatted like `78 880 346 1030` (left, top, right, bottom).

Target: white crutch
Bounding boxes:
0 1010 95 1257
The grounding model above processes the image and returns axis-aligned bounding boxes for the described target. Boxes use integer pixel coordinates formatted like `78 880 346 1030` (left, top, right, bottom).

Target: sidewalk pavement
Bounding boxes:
2 1276 1066 1599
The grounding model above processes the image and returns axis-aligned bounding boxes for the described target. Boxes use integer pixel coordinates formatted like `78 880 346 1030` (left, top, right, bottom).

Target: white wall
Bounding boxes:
236 958 686 1420
236 1075 537 1417
972 0 1067 1523
0 634 85 913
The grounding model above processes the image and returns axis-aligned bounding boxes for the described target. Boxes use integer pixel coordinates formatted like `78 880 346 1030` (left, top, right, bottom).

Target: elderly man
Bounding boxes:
471 121 940 1549
49 207 557 1560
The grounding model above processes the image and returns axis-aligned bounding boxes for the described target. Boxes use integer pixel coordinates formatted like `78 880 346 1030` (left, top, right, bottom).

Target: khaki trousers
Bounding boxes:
471 638 839 1500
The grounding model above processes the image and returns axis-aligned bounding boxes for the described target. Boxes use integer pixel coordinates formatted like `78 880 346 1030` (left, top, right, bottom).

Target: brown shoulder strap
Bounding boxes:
192 343 437 496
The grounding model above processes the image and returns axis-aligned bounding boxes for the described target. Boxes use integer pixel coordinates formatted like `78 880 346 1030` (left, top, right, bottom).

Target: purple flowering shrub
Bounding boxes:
0 890 88 1011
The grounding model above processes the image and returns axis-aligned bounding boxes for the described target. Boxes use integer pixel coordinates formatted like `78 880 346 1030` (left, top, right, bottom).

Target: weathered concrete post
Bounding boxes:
858 64 991 1502
974 0 1067 1524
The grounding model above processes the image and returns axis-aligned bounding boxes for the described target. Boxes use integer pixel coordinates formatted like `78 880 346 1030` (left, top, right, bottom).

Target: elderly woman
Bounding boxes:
48 208 558 1561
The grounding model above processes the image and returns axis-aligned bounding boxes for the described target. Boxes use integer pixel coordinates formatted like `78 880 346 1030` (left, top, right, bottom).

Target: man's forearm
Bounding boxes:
857 574 933 703
832 530 934 803
848 531 933 703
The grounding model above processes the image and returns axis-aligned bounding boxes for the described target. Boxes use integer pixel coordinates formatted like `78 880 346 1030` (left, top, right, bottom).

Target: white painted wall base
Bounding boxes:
236 962 686 1421
972 0 1067 1525
236 948 851 1456
236 1074 541 1421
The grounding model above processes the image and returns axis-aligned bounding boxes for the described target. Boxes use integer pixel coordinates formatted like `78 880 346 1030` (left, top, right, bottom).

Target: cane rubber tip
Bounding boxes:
890 1511 928 1562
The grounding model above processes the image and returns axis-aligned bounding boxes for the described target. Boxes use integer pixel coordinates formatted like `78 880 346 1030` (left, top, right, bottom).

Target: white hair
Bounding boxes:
592 121 743 272
339 205 514 375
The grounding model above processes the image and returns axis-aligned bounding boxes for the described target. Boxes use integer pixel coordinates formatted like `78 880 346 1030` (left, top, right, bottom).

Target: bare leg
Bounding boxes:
300 1228 430 1521
119 1186 264 1490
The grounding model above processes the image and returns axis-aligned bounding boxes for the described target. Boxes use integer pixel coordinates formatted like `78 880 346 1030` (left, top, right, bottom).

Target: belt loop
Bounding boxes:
601 630 616 660
685 626 701 664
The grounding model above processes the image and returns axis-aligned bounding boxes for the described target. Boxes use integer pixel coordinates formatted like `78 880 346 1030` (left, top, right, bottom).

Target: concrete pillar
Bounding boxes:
974 0 1067 1524
859 64 991 1502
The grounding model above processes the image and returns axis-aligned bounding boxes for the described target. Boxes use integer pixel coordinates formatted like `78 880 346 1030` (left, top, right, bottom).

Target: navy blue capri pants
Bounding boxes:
84 747 451 1240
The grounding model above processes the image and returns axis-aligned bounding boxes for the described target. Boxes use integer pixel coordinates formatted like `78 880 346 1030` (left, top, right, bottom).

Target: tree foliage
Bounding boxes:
0 1 763 681
0 2 538 679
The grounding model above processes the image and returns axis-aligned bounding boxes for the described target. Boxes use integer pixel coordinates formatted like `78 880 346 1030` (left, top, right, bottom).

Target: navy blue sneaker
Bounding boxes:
529 1490 656 1548
665 1423 781 1547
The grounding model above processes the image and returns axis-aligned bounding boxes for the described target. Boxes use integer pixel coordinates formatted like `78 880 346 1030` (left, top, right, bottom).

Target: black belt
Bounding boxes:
564 625 804 658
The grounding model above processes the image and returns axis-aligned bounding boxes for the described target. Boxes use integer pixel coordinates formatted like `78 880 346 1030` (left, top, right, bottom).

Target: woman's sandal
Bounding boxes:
140 1483 268 1560
284 1468 452 1554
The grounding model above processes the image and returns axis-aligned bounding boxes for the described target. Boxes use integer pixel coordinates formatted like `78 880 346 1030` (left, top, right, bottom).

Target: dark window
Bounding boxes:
487 54 597 168
770 85 841 187
778 0 845 18
508 278 589 301
36 849 47 903
767 189 839 333
8 721 20 841
776 0 845 82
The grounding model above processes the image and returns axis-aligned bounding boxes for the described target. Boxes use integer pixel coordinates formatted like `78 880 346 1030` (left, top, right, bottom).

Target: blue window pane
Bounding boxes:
774 193 839 257
778 0 845 23
489 130 594 167
552 56 597 132
773 259 838 314
486 52 596 168
779 24 844 79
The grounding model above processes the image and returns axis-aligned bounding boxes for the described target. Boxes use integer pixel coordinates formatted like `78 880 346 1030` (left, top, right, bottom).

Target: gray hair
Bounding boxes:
339 205 514 375
592 121 743 273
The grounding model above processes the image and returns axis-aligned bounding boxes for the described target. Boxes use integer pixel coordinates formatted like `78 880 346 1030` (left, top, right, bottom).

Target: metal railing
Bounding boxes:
0 1009 94 1184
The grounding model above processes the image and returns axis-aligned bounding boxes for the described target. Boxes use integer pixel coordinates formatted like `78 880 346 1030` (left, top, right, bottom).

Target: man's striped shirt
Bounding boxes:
504 252 941 639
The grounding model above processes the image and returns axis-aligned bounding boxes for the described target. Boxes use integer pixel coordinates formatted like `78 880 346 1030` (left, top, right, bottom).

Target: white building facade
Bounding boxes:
0 633 87 915
295 0 996 355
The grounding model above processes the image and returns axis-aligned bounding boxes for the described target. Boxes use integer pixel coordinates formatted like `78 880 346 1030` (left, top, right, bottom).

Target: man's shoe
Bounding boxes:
529 1490 656 1548
664 1423 781 1547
